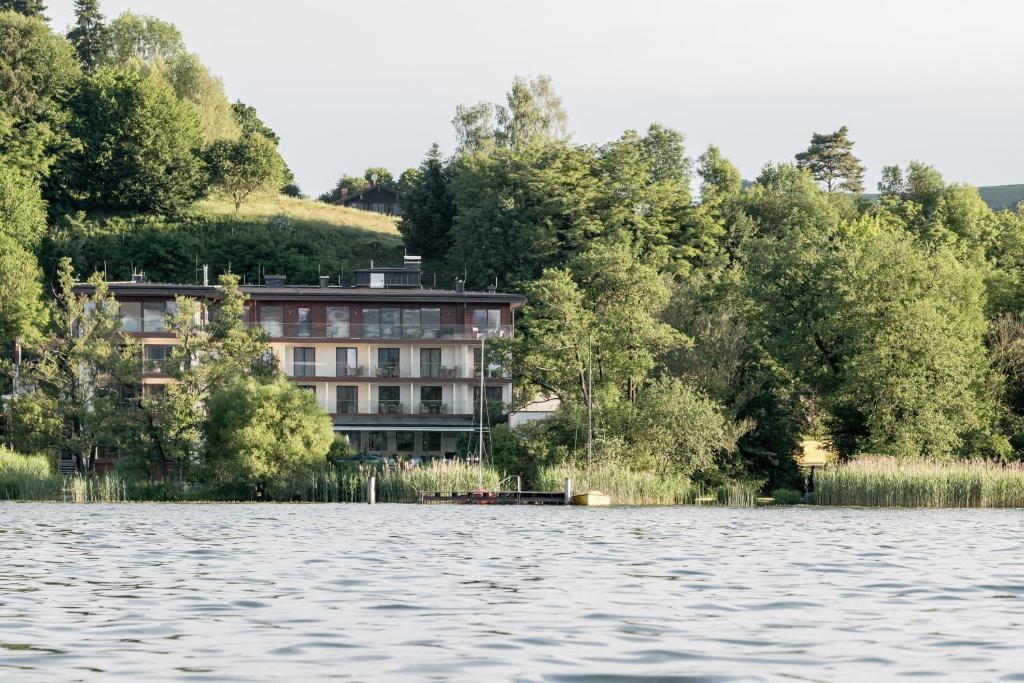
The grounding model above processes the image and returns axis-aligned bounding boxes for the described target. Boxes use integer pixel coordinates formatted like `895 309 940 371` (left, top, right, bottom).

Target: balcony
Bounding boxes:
248 322 512 341
282 361 501 381
419 364 461 378
375 401 405 415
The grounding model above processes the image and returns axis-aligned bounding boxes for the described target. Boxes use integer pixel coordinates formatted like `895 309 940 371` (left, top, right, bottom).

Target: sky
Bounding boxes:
48 0 1024 198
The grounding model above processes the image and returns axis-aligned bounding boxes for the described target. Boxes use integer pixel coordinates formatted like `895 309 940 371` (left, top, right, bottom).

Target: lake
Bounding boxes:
1 504 1022 681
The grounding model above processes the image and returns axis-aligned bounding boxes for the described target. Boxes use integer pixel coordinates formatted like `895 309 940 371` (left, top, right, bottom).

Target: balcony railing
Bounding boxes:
417 400 447 415
335 401 358 415
375 401 405 415
248 322 512 341
281 361 502 380
419 364 461 378
143 359 173 374
375 365 401 378
335 365 366 378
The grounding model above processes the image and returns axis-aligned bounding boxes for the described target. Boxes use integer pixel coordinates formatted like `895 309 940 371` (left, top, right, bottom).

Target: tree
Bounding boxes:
11 259 141 472
202 375 334 496
231 100 297 194
452 101 496 154
398 144 454 262
0 165 47 248
363 166 394 188
318 175 367 203
0 1 47 19
49 66 205 214
452 75 569 154
66 0 108 71
0 11 80 180
795 125 865 193
101 11 184 65
0 234 45 345
205 133 284 211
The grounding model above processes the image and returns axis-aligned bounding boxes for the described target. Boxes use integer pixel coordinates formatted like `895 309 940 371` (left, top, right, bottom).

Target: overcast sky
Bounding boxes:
48 0 1024 197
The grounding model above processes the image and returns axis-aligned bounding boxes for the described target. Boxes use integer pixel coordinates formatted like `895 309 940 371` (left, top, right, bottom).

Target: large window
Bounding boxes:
421 308 441 338
143 301 175 332
144 345 173 373
293 347 316 377
403 308 420 338
378 386 401 414
326 306 349 338
420 348 442 377
340 431 361 450
420 386 443 414
336 386 358 414
380 308 400 338
423 432 442 452
377 348 400 377
368 431 387 452
474 386 505 416
473 308 502 333
396 432 415 451
336 347 358 377
363 308 380 338
297 307 311 337
120 302 142 332
260 305 283 337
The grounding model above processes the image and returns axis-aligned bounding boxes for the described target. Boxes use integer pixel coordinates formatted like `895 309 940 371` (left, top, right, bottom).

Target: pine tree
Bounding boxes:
795 125 865 194
0 0 48 20
66 0 107 70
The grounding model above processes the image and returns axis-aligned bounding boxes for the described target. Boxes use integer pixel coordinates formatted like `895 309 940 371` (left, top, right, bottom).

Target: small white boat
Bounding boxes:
571 490 611 507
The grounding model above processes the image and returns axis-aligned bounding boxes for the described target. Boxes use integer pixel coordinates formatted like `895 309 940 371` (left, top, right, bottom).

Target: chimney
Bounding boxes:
319 275 330 288
265 274 287 287
340 188 349 201
202 264 209 287
455 278 465 294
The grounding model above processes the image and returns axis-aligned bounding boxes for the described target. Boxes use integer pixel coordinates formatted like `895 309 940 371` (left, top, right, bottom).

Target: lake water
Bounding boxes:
1 504 1023 682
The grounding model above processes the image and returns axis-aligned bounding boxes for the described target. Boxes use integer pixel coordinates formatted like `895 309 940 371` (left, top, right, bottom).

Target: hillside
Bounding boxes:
41 194 405 287
977 185 1024 211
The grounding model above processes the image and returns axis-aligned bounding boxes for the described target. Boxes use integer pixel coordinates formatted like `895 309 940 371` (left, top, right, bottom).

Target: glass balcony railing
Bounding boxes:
283 362 489 380
417 400 447 415
419 364 461 378
375 401 405 415
247 322 512 341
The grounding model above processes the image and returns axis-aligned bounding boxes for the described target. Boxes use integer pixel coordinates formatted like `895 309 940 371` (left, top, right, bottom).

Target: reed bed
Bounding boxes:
282 460 502 503
0 448 132 502
534 463 759 506
813 456 1024 507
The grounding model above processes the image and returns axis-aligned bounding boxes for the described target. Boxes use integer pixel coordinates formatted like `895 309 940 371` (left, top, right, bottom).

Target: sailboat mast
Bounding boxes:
478 334 485 490
587 334 593 489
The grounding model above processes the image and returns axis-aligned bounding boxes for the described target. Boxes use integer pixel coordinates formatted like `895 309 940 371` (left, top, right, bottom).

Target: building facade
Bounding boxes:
84 258 524 460
339 185 401 215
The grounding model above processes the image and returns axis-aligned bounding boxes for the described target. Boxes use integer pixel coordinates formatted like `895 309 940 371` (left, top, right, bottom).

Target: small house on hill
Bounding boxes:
339 185 401 215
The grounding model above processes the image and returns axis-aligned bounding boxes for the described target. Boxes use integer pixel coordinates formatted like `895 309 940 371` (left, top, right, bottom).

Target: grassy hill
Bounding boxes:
977 185 1024 211
42 194 405 286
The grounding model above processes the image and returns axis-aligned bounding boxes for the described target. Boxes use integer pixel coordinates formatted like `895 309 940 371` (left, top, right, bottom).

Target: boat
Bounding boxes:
571 490 611 506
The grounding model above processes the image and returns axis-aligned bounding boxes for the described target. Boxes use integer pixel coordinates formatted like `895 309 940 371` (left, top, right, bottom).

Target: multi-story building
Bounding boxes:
82 256 525 460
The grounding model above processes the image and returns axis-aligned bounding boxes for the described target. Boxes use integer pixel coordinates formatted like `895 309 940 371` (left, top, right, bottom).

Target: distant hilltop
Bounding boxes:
863 184 1024 211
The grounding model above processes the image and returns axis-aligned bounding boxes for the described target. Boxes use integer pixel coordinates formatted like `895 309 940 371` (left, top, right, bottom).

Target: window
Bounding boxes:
293 347 316 377
421 308 441 339
297 307 311 337
423 432 442 452
336 386 358 414
474 386 505 416
420 386 443 414
396 432 415 451
326 306 349 338
260 305 283 337
420 348 442 377
297 384 317 395
363 308 379 338
474 348 502 378
368 431 387 451
403 308 420 338
377 348 400 377
473 308 502 333
143 301 175 332
378 386 401 414
144 345 173 373
380 308 400 338
120 302 141 332
340 431 361 450
336 348 358 377
144 383 167 398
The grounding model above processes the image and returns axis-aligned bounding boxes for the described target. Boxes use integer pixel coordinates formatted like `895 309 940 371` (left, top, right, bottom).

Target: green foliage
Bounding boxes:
795 125 865 193
0 164 47 247
0 10 80 180
453 74 569 153
202 374 334 492
0 234 45 343
770 488 803 505
50 66 205 214
398 144 454 263
0 0 46 19
204 132 284 211
101 11 183 65
66 0 108 71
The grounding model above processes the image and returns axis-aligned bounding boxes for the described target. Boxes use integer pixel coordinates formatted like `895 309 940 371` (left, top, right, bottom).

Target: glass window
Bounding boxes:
297 384 317 394
378 386 401 414
473 308 502 332
297 307 311 337
474 386 505 415
293 347 316 376
380 308 400 338
340 431 361 450
423 432 442 452
336 386 358 414
421 308 441 339
377 348 400 377
368 431 387 451
144 344 172 373
144 383 167 398
396 432 415 451
336 348 358 377
363 308 380 338
403 308 420 338
420 348 441 377
326 306 349 338
420 386 443 414
143 302 167 332
260 305 283 337
120 302 142 332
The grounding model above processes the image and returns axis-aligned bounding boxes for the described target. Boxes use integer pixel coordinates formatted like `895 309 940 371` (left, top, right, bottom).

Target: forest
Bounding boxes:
3 1 1024 500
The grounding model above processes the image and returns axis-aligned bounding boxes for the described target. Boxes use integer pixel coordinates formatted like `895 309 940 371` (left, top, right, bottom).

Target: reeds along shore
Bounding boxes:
812 456 1024 508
